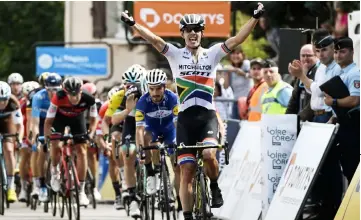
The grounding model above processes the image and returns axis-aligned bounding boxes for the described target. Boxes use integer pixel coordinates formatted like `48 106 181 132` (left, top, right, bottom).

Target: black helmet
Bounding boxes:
63 77 83 95
179 14 205 31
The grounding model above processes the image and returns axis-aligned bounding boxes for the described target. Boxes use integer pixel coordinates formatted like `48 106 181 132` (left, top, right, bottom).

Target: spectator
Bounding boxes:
286 44 319 121
247 58 268 121
289 29 344 220
261 59 293 114
214 81 230 120
224 46 252 119
289 29 342 123
326 37 360 184
259 16 280 64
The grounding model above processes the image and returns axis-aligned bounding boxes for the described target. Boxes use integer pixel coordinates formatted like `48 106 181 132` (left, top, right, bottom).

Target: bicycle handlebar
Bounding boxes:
141 144 176 150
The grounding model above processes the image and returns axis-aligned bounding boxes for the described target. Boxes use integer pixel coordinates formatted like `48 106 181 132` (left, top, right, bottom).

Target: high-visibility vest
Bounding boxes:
261 81 291 114
248 82 268 121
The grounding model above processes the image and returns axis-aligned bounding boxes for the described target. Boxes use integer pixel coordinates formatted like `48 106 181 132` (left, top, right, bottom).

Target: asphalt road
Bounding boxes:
1 201 164 220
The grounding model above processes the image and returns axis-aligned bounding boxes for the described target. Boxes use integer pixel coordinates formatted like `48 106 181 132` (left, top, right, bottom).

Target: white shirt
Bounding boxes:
306 60 341 111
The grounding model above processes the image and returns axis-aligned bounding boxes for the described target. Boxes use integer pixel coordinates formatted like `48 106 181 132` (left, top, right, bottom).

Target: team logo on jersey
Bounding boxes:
354 80 360 89
135 110 144 122
172 105 179 116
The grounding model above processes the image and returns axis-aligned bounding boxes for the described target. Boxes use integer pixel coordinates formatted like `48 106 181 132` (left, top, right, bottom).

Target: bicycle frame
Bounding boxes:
0 138 7 193
61 140 80 197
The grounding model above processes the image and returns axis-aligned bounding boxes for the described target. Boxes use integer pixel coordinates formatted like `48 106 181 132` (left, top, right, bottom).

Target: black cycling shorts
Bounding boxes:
52 112 88 144
176 106 219 165
110 122 123 134
121 116 136 143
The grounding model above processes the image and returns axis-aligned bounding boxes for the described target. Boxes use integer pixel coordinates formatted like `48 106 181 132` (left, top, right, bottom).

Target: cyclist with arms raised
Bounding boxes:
44 77 98 206
121 3 265 219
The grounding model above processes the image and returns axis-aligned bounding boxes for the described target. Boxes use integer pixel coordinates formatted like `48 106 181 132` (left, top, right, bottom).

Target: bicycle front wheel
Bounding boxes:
161 162 171 220
0 156 5 215
199 173 210 220
67 161 80 220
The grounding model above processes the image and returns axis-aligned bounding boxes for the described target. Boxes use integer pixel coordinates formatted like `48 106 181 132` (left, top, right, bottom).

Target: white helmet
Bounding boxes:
107 86 121 100
146 69 167 86
22 81 40 96
7 73 24 84
0 81 11 100
122 64 146 84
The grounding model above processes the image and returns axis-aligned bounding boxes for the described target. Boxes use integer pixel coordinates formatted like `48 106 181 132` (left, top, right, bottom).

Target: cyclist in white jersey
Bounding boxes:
121 4 264 219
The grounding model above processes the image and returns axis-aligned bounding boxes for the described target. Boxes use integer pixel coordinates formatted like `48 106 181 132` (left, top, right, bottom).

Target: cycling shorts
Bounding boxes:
121 116 136 152
0 116 16 143
110 122 123 134
146 127 176 155
52 113 88 144
176 106 219 165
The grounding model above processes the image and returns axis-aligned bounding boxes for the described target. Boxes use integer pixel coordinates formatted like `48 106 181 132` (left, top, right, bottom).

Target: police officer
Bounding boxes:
324 37 360 184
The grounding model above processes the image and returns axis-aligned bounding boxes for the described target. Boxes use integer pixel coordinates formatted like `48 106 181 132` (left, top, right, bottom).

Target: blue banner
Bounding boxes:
36 47 108 76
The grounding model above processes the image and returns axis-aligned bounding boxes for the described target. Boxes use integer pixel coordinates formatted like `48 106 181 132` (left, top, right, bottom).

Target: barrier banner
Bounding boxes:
335 164 360 220
234 159 262 220
217 119 241 173
98 153 115 200
265 122 337 220
261 114 297 218
214 122 261 219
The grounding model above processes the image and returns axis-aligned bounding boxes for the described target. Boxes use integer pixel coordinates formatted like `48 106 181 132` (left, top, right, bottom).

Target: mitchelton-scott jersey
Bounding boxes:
160 42 231 112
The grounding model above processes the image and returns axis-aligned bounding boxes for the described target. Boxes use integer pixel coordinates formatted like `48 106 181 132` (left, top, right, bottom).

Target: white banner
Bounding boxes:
261 114 297 218
213 121 261 219
265 122 337 220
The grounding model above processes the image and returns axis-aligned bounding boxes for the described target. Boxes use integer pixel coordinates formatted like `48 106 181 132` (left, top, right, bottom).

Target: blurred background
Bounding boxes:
0 1 359 99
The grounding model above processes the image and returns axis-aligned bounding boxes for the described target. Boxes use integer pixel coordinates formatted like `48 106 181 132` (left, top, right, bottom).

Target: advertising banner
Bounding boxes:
335 164 360 220
134 1 230 37
36 47 108 76
265 122 337 220
261 114 297 218
214 121 261 219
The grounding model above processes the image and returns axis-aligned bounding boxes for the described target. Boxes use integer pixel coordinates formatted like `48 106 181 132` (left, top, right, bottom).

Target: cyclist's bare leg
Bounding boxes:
4 141 16 190
75 143 88 183
203 149 219 180
19 147 30 189
37 145 47 186
121 146 137 197
87 150 97 179
50 140 61 167
30 146 40 193
179 163 196 213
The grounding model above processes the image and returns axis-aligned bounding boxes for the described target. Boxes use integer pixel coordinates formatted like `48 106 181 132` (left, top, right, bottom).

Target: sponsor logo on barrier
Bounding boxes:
267 150 288 169
267 126 295 146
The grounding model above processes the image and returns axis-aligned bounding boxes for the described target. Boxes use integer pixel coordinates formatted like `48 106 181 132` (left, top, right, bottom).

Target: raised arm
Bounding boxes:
121 11 167 53
224 3 264 51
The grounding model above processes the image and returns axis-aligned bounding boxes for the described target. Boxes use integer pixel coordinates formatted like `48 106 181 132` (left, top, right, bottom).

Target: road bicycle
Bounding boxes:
41 131 89 220
0 133 19 215
176 141 229 220
142 138 177 220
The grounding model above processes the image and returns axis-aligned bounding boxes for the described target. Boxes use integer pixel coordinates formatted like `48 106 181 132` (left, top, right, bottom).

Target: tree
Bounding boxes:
0 2 64 81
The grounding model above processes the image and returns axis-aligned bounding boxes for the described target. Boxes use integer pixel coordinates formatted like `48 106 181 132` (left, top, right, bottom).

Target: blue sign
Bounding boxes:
36 47 108 76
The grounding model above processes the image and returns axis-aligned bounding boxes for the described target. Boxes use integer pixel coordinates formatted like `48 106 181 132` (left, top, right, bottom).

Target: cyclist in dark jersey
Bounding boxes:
44 77 98 206
0 81 24 203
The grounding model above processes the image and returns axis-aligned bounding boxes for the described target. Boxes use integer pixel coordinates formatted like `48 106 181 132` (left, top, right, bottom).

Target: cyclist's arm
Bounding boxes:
135 108 146 148
31 117 40 144
101 116 111 137
224 17 259 51
131 23 167 53
216 112 225 141
12 109 24 141
88 103 98 137
44 103 57 137
26 108 32 139
111 109 130 125
136 126 145 148
30 96 41 143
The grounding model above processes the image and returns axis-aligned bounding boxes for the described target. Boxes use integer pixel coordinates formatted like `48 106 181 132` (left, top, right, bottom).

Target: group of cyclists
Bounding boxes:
0 2 264 220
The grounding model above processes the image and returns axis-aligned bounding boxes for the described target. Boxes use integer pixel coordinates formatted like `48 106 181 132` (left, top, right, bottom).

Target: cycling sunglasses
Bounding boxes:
46 86 61 92
182 25 204 33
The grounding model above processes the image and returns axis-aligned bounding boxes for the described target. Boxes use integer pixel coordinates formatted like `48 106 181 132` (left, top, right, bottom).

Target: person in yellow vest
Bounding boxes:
261 59 293 114
247 58 269 121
